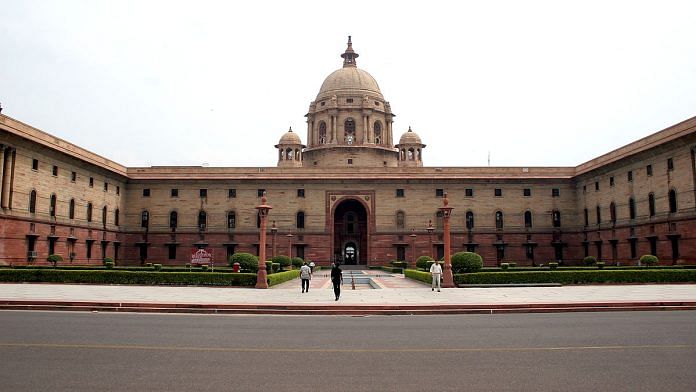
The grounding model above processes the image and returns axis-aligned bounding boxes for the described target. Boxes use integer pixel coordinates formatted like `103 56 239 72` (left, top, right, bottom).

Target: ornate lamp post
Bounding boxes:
409 228 417 268
438 192 455 288
286 233 294 259
426 219 434 259
255 192 272 289
270 221 278 258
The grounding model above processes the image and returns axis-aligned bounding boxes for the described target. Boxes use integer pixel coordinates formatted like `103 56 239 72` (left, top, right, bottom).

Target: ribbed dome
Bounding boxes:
278 127 302 145
316 67 383 100
399 127 422 145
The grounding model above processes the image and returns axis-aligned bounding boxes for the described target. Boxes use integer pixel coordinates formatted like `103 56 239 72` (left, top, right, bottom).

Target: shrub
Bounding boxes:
230 253 259 272
0 269 257 286
508 262 517 268
271 263 280 273
391 261 408 269
549 262 559 270
381 266 403 273
451 252 483 273
200 265 209 271
46 254 63 267
416 256 434 270
267 269 301 286
271 255 292 270
145 263 153 267
404 269 433 284
640 254 659 266
583 256 597 266
454 269 696 285
291 257 304 269
153 264 162 271
185 263 192 270
104 262 114 269
500 263 509 271
596 262 605 270
103 257 114 265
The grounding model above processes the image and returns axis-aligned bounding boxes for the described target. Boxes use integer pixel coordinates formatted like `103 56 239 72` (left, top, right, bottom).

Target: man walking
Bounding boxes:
331 262 343 301
300 261 311 293
430 261 442 292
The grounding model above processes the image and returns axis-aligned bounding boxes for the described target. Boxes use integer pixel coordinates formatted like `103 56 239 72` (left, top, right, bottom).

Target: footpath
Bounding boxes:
1 270 696 315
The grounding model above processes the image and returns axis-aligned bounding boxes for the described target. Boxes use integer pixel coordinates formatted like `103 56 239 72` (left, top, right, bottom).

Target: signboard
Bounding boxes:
191 248 214 265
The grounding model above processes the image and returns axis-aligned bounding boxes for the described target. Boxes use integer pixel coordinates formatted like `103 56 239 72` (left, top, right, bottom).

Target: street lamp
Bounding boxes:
255 192 272 289
270 221 278 258
426 219 434 259
409 228 417 268
438 192 455 288
286 233 294 260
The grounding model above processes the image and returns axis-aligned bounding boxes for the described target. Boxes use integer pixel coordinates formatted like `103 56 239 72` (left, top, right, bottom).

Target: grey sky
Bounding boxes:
1 0 695 168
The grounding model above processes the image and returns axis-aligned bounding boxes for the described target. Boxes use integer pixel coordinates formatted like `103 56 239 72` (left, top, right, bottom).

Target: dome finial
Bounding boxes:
408 126 412 132
341 35 359 68
289 126 292 132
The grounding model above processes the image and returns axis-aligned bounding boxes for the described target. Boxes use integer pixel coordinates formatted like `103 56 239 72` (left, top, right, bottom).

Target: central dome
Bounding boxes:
316 67 383 100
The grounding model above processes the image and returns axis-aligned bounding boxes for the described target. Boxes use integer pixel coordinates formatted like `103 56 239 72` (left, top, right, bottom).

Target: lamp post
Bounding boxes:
438 192 455 288
270 221 278 258
409 228 417 268
286 233 294 260
255 192 272 289
426 219 434 259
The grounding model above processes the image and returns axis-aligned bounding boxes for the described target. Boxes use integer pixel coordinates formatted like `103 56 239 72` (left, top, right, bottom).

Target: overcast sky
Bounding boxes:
2 0 695 168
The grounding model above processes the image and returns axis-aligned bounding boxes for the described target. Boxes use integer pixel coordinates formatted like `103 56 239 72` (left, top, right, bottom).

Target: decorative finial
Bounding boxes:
408 126 412 132
443 192 449 207
288 126 293 133
341 35 359 68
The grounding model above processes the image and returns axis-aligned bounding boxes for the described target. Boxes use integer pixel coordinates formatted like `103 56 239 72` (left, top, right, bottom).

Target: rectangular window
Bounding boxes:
297 189 305 198
435 188 444 197
609 176 614 187
595 181 599 191
116 186 120 195
667 157 674 171
228 189 236 198
646 164 653 176
171 189 178 197
552 188 560 197
465 188 473 197
32 159 39 171
52 165 58 176
199 189 207 198
168 245 177 260
523 188 531 197
583 185 586 194
347 158 353 165
627 171 633 182
71 171 76 182
104 182 108 192
494 188 502 197
396 189 404 198
143 188 150 197
89 177 94 188
257 189 265 197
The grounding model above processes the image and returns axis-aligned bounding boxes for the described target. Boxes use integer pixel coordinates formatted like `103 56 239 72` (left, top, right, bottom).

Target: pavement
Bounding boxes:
1 270 696 315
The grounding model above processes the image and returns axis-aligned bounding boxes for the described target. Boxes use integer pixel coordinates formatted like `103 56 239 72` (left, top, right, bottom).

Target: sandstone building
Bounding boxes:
1 38 695 267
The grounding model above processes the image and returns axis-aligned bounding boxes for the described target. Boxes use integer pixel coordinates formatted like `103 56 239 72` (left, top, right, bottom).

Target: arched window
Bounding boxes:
401 149 406 161
495 211 504 229
69 199 75 220
345 212 356 234
49 194 57 218
227 211 236 229
169 211 178 229
396 211 405 229
629 197 636 220
374 121 382 144
596 205 602 225
295 149 300 161
668 189 677 213
466 211 474 229
609 202 616 224
114 208 120 226
296 211 305 229
552 210 561 228
279 149 284 160
524 211 533 228
29 190 37 214
319 121 327 144
87 203 93 222
286 148 293 160
648 193 655 217
102 206 107 227
140 210 149 228
408 148 415 160
344 118 355 144
198 210 207 230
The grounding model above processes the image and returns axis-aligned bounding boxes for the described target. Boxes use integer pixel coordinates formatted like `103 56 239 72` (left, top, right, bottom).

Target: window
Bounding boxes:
140 210 149 228
667 157 674 171
102 206 107 227
346 98 354 103
396 246 406 261
396 211 405 229
495 211 503 229
523 188 531 197
627 171 633 182
552 188 560 197
297 189 305 198
257 189 265 197
89 177 94 187
104 182 108 192
199 189 207 198
374 121 382 144
114 209 119 226
583 208 589 227
228 189 236 198
168 245 177 260
552 210 561 228
494 188 502 197
116 186 120 195
32 159 39 171
435 188 444 197
596 205 601 224
610 202 616 224
344 118 355 142
318 122 327 144
595 181 599 191
169 211 178 229
227 211 236 229
669 189 677 213
609 176 614 187
29 190 37 213
71 171 76 182
524 211 533 228
465 188 473 197
296 211 305 229
49 194 57 217
648 193 655 217
647 164 653 176
629 197 636 220
466 211 474 229
396 189 405 198
142 188 150 197
69 199 75 219
347 159 353 165
171 189 178 197
52 165 58 176
87 203 93 222
198 210 207 230
583 185 586 194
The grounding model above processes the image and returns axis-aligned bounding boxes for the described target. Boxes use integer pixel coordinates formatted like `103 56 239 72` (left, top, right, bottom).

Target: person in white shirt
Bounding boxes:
429 261 442 292
300 262 312 293
308 260 316 274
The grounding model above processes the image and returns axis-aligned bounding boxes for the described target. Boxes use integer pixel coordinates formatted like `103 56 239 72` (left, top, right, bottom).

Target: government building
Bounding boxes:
1 38 695 267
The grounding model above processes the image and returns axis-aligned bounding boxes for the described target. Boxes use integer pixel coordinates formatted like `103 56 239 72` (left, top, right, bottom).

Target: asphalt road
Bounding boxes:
1 310 695 391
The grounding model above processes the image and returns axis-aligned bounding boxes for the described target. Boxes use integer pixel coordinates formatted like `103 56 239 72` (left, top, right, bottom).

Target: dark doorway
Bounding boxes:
333 199 368 265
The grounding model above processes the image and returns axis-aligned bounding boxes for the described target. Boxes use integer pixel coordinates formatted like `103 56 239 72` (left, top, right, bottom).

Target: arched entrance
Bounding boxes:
333 199 368 265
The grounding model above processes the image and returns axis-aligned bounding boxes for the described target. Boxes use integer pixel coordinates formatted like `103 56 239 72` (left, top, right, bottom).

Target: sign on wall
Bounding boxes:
191 248 214 264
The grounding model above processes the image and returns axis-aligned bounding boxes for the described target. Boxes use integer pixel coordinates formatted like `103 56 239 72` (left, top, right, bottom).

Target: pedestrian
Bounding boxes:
331 262 343 301
300 261 311 293
309 260 316 274
430 261 442 292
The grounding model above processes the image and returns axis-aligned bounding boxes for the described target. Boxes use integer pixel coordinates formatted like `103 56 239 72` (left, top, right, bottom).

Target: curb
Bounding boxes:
1 300 696 315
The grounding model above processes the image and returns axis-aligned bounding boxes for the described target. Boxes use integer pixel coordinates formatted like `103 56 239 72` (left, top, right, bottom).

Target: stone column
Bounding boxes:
331 115 337 143
439 193 455 288
1 148 13 209
362 115 367 143
255 193 272 289
306 120 312 146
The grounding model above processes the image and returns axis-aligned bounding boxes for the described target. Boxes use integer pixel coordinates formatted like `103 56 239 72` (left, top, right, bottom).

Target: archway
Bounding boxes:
333 198 368 265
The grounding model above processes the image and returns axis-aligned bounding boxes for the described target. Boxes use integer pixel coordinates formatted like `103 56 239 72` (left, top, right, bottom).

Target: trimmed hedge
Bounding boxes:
230 253 259 272
381 266 403 273
416 256 434 270
0 269 257 286
640 255 659 266
267 270 301 286
583 256 597 266
451 252 483 273
404 269 432 284
454 269 696 285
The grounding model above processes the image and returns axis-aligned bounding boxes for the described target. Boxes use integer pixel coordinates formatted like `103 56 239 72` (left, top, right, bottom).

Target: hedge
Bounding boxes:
381 266 403 273
0 269 257 286
267 270 301 286
454 269 696 285
404 269 432 284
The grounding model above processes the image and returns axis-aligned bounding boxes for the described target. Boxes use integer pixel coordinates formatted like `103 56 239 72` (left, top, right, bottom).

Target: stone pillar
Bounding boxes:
331 115 337 143
306 120 311 147
362 115 367 143
1 148 13 209
439 193 455 288
255 193 272 289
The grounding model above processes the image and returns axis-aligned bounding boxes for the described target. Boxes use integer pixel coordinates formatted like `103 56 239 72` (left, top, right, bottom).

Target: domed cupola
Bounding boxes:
302 36 399 167
396 126 426 167
275 127 305 167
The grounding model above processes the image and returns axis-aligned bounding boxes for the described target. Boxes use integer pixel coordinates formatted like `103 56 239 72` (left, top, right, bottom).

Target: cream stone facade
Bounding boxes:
1 38 695 266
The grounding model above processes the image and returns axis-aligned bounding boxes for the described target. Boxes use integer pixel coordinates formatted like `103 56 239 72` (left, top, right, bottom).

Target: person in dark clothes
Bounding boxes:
331 262 343 301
